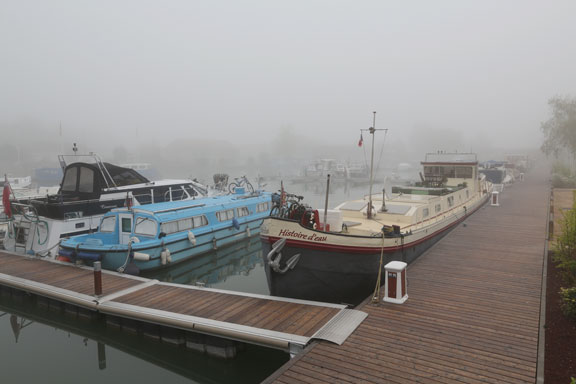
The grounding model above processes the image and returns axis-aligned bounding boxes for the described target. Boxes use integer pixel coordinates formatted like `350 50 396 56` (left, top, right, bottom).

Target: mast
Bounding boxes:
368 112 376 219
360 112 387 220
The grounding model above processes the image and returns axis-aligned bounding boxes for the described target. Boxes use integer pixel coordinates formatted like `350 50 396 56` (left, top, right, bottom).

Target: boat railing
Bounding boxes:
163 188 190 202
28 197 102 207
424 152 477 163
131 192 154 205
10 202 39 221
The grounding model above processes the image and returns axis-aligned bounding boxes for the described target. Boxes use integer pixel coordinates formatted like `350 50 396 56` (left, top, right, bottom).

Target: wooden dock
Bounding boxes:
266 174 549 383
0 251 366 354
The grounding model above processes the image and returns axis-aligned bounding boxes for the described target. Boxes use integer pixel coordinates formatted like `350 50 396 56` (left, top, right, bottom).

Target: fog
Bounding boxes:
1 1 574 180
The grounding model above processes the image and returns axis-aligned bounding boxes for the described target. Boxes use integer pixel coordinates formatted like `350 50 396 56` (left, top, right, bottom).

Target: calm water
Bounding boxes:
0 174 412 384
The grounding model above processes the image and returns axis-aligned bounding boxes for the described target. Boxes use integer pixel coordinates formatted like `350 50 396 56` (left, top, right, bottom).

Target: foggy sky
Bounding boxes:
1 1 575 161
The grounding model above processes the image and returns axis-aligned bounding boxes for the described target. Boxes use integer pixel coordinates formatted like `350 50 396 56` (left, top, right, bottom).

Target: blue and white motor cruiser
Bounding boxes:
58 189 271 273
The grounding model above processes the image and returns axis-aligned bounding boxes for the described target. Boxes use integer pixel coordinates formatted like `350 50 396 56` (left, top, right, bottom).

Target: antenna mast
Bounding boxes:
360 112 387 219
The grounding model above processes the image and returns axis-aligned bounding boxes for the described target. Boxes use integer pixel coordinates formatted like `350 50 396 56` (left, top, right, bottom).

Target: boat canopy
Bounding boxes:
60 162 150 199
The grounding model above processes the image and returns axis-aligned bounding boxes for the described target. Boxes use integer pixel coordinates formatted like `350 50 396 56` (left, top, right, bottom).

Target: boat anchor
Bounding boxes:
267 238 301 274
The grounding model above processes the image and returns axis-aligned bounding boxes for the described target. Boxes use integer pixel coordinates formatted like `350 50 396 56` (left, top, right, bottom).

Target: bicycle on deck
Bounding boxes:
228 176 255 194
270 191 306 220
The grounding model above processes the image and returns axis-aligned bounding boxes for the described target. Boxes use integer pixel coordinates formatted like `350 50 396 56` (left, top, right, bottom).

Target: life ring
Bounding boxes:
300 209 320 229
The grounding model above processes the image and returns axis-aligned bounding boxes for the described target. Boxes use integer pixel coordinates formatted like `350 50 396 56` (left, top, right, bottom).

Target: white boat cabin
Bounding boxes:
327 153 485 236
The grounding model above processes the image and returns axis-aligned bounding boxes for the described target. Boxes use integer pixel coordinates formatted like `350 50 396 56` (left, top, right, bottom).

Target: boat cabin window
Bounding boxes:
193 215 208 228
61 167 78 192
237 207 249 217
171 187 186 201
216 209 234 222
184 185 197 197
160 215 209 235
78 166 95 193
100 216 116 232
424 166 445 177
160 221 179 234
121 217 132 232
456 167 473 179
134 217 158 236
178 218 193 231
423 208 429 218
257 202 270 212
425 165 473 179
112 170 145 186
447 196 454 207
435 203 442 213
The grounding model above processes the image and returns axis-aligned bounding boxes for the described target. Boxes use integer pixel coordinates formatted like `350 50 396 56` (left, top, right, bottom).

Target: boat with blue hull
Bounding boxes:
58 189 271 273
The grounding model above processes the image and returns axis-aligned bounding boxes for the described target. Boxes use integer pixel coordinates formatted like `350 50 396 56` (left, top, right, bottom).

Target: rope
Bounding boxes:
117 241 134 273
35 220 50 245
35 240 61 258
371 232 386 303
5 218 15 239
374 129 389 176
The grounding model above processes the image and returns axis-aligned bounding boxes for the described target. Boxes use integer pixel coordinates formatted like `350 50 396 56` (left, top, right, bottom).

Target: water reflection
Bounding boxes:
0 291 288 384
9 313 33 342
143 236 265 289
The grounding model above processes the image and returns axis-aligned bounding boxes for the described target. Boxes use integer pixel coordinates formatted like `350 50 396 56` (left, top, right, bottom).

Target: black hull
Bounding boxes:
262 224 454 306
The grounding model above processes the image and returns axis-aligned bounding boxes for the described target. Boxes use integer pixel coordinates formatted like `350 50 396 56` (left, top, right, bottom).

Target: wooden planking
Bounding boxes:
0 252 363 348
268 172 549 383
0 252 142 295
112 284 340 337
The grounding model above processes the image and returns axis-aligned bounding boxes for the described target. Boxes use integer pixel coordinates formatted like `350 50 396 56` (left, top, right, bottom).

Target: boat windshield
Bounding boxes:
100 216 116 232
134 216 158 237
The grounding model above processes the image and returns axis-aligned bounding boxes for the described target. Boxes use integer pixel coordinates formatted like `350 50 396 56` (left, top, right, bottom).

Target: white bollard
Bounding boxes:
491 191 500 206
383 261 408 304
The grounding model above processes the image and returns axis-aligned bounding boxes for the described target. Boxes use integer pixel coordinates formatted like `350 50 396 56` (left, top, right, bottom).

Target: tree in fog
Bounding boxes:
541 96 576 158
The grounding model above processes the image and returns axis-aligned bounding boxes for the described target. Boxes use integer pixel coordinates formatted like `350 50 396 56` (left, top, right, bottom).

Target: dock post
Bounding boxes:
94 261 102 296
97 342 106 370
383 261 408 304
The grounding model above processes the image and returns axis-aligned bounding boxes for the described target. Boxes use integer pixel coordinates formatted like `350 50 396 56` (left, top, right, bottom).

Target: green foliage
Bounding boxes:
553 201 576 286
551 161 576 187
560 287 576 319
551 174 576 188
541 96 576 157
553 161 573 178
571 376 576 384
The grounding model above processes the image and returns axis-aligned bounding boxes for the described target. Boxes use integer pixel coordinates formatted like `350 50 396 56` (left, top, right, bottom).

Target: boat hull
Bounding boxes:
60 219 264 273
262 221 456 305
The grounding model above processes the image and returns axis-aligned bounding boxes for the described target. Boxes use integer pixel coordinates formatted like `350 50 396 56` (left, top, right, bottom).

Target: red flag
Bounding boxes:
280 181 286 206
2 176 12 218
358 133 363 147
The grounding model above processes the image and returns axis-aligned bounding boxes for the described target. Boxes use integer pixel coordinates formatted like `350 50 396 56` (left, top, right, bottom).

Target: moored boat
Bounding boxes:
3 152 207 257
58 189 272 273
260 152 492 305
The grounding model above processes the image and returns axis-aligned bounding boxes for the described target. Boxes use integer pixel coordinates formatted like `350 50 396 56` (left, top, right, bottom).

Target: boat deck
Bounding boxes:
0 251 366 353
266 171 549 383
